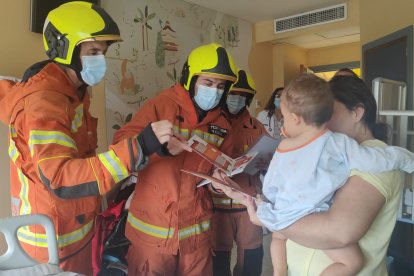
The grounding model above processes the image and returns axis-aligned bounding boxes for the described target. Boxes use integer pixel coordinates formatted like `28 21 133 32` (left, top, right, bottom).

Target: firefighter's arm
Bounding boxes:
113 98 191 156
23 94 165 199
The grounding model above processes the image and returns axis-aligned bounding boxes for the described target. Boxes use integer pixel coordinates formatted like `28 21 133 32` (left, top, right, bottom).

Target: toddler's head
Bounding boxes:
281 74 333 128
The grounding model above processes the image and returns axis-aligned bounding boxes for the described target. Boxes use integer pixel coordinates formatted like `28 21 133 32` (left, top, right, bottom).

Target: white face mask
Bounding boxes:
226 94 246 114
80 55 107 86
194 85 224 111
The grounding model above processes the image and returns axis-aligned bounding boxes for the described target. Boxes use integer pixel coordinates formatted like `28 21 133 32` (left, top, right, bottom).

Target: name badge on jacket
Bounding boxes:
208 124 228 137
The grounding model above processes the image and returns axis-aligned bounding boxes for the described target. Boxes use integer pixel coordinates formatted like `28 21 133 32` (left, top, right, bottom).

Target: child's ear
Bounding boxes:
291 112 302 125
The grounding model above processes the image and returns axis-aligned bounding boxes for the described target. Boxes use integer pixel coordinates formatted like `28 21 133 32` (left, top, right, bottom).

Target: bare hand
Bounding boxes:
211 171 248 204
151 120 174 145
167 133 192 155
245 196 264 226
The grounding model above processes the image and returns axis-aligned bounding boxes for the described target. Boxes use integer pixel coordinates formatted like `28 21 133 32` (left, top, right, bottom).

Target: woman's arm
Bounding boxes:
279 175 385 250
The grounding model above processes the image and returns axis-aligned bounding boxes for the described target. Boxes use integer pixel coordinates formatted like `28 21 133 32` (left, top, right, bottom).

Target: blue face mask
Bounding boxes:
274 98 281 109
226 94 246 114
80 55 107 86
194 85 224 111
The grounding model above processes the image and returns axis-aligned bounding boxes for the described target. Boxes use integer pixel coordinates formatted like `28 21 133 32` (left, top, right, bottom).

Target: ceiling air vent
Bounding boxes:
274 3 347 34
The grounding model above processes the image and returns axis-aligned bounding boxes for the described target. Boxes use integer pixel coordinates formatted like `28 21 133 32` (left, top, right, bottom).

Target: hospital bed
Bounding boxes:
0 214 82 275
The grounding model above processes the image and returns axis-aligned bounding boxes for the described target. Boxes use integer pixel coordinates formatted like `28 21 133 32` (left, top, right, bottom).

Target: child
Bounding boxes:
212 73 414 276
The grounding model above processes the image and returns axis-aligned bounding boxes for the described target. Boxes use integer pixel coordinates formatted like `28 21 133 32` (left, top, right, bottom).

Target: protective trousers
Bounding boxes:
211 210 263 276
127 242 213 276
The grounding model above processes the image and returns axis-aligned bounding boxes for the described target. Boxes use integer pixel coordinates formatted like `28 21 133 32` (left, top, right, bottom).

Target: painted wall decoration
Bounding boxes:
101 0 252 142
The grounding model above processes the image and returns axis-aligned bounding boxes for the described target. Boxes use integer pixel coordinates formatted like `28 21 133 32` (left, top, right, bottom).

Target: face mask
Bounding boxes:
80 55 106 86
194 85 224 111
274 98 281 109
226 94 246 114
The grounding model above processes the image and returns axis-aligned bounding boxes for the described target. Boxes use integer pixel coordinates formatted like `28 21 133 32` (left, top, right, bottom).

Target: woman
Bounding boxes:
280 75 401 275
256 87 284 140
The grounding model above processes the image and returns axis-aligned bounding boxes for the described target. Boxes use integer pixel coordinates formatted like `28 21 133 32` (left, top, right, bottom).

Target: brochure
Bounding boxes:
187 135 258 176
181 169 255 197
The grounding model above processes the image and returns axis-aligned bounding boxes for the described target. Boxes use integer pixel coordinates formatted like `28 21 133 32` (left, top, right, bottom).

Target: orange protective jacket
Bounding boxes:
0 63 145 269
113 84 233 255
211 110 267 210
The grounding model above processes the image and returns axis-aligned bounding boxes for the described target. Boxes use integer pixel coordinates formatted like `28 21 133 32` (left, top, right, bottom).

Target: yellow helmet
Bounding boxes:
181 43 237 90
231 69 256 95
43 1 121 65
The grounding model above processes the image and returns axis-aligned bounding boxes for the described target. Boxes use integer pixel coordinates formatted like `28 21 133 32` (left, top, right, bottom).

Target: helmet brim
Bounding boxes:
77 35 123 45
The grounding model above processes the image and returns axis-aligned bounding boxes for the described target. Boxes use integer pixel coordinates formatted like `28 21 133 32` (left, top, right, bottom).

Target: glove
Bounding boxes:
136 123 162 156
136 123 173 156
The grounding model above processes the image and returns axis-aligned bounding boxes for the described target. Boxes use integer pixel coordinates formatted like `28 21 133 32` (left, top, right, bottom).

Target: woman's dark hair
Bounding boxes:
329 76 389 142
334 68 359 78
265 87 284 117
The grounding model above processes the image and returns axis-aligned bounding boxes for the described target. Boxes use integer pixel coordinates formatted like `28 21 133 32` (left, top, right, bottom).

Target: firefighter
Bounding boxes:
113 43 237 276
211 69 267 276
0 2 185 274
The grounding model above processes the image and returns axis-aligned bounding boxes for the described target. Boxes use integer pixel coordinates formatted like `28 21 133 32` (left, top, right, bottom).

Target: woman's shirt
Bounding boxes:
286 139 402 276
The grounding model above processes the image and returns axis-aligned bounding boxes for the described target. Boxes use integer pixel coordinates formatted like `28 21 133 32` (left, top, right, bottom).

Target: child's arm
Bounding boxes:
338 133 414 173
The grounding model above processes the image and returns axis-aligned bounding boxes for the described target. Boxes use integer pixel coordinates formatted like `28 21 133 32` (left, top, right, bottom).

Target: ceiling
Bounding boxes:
183 0 360 49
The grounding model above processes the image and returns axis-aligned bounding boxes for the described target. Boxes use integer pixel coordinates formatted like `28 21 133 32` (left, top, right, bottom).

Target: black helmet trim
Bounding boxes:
90 4 120 39
44 22 69 60
201 47 237 81
232 70 256 94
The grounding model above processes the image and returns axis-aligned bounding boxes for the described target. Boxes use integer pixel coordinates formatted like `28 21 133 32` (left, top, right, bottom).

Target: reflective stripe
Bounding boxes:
18 169 31 216
192 130 223 147
212 197 232 205
8 125 19 163
71 104 84 133
10 125 17 138
127 212 175 239
173 125 190 139
212 197 244 206
8 139 19 162
178 220 210 240
28 130 77 156
172 127 224 146
98 150 129 182
17 219 94 248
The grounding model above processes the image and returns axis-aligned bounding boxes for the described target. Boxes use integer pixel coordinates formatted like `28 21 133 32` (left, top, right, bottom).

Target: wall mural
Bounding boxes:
102 0 252 142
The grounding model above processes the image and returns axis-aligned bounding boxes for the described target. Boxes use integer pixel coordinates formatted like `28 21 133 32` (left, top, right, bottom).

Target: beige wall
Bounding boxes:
360 0 414 45
248 31 273 115
307 42 360 67
283 44 308 84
